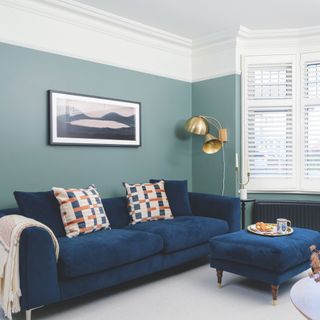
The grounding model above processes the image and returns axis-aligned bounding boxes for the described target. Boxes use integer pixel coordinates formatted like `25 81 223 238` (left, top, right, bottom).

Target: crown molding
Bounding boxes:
2 0 191 51
194 24 320 50
0 0 192 81
192 25 320 79
47 0 192 48
192 27 240 50
237 25 320 51
1 0 320 82
238 25 320 40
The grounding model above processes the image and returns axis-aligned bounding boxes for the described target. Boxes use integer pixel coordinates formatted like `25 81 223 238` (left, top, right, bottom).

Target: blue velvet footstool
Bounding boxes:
209 228 320 304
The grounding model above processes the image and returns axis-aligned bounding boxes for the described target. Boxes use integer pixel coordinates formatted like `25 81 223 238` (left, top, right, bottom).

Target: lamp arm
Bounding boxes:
201 115 223 130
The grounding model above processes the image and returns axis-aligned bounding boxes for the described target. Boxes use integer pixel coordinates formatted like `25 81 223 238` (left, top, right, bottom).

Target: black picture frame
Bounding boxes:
49 90 141 147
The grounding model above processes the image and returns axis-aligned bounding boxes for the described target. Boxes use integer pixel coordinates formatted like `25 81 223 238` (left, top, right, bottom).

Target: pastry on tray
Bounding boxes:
255 222 274 232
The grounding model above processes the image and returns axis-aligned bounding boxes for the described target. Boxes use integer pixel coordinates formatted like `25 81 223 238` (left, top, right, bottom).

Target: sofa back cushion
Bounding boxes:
0 208 18 219
101 197 130 228
149 179 192 217
14 191 66 237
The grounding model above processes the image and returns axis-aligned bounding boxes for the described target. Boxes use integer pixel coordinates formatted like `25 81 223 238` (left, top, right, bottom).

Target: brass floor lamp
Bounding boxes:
185 115 228 195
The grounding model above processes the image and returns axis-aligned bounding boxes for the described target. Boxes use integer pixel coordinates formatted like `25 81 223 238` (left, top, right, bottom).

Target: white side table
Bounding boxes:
291 277 320 320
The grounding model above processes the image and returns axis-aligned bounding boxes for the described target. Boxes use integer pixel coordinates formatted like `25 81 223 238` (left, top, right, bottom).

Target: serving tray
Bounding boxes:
247 223 294 237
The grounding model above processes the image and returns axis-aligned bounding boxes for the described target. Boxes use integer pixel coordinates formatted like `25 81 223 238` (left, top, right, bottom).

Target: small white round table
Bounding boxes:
291 277 320 320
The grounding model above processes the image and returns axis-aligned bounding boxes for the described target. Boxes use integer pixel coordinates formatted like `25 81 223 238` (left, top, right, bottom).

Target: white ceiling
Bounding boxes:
75 0 320 39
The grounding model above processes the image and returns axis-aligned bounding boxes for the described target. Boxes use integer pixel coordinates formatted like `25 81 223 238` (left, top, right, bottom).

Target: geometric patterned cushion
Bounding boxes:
123 180 173 225
52 184 110 238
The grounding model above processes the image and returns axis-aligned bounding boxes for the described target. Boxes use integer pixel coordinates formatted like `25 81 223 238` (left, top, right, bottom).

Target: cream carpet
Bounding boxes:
14 262 305 320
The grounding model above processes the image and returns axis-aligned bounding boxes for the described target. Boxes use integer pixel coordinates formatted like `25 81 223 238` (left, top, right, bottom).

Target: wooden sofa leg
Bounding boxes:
216 270 223 288
26 309 32 320
271 285 279 305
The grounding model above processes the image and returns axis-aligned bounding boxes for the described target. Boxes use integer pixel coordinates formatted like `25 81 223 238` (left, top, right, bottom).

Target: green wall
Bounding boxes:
3 41 317 214
0 43 192 208
191 75 241 196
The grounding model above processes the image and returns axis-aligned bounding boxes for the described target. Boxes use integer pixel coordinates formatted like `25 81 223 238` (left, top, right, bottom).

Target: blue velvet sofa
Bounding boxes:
0 192 240 319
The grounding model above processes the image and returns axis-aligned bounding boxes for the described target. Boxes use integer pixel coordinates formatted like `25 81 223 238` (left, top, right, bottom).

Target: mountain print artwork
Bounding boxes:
49 91 141 146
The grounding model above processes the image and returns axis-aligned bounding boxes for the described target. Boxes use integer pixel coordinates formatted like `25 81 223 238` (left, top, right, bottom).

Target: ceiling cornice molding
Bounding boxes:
238 25 320 40
0 0 192 81
194 25 320 50
237 25 320 51
1 0 320 82
1 0 192 53
46 0 192 47
192 27 239 50
10 0 319 49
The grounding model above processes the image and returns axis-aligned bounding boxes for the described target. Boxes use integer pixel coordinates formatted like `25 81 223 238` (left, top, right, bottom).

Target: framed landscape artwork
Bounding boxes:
49 91 141 146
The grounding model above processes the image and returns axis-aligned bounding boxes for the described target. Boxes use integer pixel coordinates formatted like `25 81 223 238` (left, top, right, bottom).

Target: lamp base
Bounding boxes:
239 189 247 200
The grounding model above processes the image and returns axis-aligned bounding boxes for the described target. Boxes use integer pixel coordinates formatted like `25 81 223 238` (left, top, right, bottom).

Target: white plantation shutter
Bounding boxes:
243 54 320 192
304 63 320 98
248 106 293 177
244 57 296 191
248 64 293 100
304 105 320 178
303 61 320 183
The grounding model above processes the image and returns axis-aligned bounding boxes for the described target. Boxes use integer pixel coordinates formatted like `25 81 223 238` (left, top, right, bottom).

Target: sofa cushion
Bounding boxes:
53 185 110 238
127 216 229 253
209 228 320 273
58 229 164 278
124 180 173 224
101 197 130 228
149 179 192 217
14 191 65 237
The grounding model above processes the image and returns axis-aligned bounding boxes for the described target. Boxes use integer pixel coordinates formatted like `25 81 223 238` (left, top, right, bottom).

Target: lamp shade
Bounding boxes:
184 116 209 135
202 133 222 154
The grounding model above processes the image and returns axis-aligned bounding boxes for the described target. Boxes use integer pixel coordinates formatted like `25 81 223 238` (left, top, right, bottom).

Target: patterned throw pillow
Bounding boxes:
124 180 173 224
53 184 110 238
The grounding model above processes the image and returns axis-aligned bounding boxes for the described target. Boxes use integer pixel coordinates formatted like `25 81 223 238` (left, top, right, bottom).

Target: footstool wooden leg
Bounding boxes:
216 270 223 288
26 310 32 320
271 285 279 305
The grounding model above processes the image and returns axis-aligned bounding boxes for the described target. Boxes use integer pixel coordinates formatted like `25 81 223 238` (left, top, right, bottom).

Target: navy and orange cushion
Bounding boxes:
53 185 110 238
124 180 173 224
14 190 65 237
149 179 192 217
127 215 229 253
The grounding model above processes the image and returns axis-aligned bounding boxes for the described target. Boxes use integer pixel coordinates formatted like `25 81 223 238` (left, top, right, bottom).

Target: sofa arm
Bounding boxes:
189 192 240 233
19 227 60 310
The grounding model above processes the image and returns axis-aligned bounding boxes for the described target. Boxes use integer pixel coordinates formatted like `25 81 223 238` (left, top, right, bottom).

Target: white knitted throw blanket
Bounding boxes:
0 215 59 320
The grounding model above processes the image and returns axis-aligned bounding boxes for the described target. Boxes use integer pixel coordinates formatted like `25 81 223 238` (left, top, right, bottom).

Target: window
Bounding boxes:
243 56 296 191
243 53 320 192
